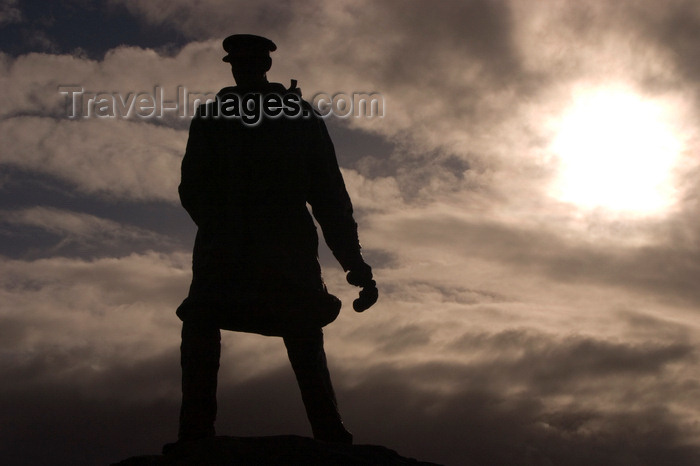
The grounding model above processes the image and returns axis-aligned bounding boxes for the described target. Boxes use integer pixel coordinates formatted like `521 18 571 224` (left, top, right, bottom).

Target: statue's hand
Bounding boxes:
347 262 377 312
346 261 373 287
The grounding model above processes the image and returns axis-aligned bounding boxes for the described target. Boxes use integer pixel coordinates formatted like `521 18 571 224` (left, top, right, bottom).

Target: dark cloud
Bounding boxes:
115 0 297 41
618 309 695 340
377 0 521 86
380 280 509 306
0 207 179 259
338 346 700 466
0 169 194 259
0 315 29 348
629 0 700 87
359 248 399 270
0 0 22 27
386 211 700 308
417 331 695 400
0 386 178 465
378 324 432 354
326 121 397 178
0 324 697 465
0 0 189 58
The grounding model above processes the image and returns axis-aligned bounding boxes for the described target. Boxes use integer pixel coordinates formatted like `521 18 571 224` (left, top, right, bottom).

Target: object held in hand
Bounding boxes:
353 280 378 312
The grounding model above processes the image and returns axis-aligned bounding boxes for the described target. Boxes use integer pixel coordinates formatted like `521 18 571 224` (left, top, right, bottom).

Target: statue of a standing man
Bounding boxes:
171 34 378 449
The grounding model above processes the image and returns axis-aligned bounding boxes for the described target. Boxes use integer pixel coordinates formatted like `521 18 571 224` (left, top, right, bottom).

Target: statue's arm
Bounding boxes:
306 114 365 272
178 109 221 227
306 114 377 311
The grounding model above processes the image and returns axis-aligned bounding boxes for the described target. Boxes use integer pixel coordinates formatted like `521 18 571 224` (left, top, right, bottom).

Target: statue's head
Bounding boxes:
222 34 276 85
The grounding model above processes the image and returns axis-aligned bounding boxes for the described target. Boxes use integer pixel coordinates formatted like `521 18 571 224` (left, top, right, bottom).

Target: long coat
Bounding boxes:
176 82 363 336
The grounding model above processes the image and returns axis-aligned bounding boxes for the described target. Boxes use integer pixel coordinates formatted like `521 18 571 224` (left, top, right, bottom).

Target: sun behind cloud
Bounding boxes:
549 86 683 215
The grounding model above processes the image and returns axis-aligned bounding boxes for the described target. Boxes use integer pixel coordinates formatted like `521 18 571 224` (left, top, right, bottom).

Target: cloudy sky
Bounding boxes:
2 0 700 464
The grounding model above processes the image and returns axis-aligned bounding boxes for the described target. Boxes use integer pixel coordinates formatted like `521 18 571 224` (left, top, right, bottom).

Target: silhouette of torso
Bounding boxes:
177 82 360 336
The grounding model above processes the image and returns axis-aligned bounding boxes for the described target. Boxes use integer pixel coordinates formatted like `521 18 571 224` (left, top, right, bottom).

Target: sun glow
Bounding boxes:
550 87 682 215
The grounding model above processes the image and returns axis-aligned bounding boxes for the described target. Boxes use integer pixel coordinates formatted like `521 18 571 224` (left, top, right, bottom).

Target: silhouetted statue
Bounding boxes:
169 34 378 451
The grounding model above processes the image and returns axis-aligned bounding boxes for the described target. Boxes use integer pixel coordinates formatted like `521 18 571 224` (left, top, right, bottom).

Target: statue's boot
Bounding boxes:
284 330 353 444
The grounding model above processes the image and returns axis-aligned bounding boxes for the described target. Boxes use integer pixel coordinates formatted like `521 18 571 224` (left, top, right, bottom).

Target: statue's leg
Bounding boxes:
178 319 221 441
284 328 353 444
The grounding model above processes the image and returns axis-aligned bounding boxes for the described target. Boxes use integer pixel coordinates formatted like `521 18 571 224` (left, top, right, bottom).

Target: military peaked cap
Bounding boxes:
222 34 277 62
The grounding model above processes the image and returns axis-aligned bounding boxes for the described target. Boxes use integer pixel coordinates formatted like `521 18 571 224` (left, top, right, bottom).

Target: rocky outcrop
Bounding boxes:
112 435 444 466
